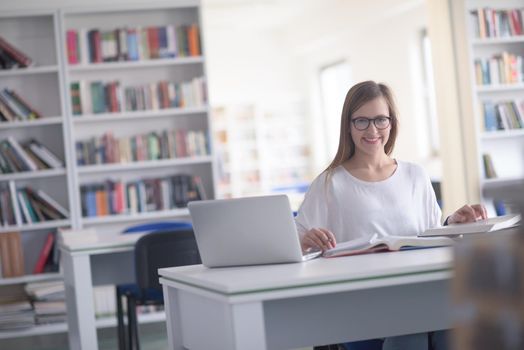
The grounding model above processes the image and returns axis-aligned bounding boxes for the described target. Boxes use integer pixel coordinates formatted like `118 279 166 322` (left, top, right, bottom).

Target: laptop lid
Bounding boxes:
188 195 313 267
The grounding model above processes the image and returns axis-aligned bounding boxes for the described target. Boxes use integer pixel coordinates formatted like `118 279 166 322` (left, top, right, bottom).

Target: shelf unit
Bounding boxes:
0 1 216 341
0 9 73 279
465 0 524 216
212 101 310 209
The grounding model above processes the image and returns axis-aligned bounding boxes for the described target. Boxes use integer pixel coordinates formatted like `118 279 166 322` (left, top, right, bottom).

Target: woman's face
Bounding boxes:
350 97 391 158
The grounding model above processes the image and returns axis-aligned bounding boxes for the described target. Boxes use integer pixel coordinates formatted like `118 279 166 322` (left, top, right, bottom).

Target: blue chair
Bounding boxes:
116 221 195 350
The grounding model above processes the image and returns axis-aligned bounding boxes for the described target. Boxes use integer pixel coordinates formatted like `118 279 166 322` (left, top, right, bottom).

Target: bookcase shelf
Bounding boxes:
0 116 63 129
481 129 524 140
0 65 59 77
475 82 524 93
472 35 524 45
0 272 61 287
77 156 212 174
0 168 66 181
68 56 204 72
82 208 190 226
0 219 71 234
466 0 524 216
72 106 208 123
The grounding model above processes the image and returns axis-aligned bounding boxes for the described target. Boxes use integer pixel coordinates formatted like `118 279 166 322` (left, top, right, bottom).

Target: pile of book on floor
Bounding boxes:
0 299 34 330
25 280 66 325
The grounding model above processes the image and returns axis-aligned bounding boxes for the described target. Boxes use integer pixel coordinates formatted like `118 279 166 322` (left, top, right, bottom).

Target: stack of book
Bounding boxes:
15 187 69 224
66 24 201 65
0 88 42 122
0 138 64 174
25 281 66 325
80 174 206 217
70 76 206 115
474 52 523 86
0 300 34 330
0 232 24 277
482 100 524 131
471 8 524 38
0 36 33 69
75 129 209 166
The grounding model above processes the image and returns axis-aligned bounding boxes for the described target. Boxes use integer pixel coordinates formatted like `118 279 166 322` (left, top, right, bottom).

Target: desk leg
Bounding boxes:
163 285 267 350
62 252 98 350
163 284 184 350
229 302 267 350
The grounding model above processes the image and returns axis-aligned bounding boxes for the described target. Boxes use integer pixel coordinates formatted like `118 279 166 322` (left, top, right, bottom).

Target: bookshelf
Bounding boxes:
0 9 73 282
0 0 216 341
212 101 310 209
465 0 524 215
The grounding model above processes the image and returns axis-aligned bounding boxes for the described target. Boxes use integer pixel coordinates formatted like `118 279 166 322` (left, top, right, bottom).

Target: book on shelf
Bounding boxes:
14 186 68 224
471 8 524 39
0 88 42 121
0 35 33 69
482 153 497 179
80 174 206 217
33 232 55 274
0 231 25 277
0 299 34 331
0 182 16 226
474 52 523 86
70 76 206 115
75 128 209 166
482 100 524 131
0 138 64 174
419 214 521 237
66 24 202 65
322 233 455 258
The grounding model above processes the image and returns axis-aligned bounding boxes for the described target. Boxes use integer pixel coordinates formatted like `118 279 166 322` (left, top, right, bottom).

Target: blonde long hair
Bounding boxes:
325 80 399 173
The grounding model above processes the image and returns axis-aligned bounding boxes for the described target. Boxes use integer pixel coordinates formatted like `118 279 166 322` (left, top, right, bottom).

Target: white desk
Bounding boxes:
60 231 145 350
159 247 453 349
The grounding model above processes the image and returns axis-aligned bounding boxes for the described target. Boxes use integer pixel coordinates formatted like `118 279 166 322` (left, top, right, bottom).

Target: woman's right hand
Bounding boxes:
301 228 337 252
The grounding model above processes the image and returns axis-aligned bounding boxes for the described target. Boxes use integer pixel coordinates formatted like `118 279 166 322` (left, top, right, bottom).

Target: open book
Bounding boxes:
419 214 521 237
323 234 454 258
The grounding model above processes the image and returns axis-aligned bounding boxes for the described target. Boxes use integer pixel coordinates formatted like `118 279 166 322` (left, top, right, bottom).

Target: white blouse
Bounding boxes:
295 160 442 243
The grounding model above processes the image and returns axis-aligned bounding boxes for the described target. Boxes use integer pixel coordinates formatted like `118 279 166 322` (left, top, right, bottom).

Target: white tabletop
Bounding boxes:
159 247 452 295
58 228 144 254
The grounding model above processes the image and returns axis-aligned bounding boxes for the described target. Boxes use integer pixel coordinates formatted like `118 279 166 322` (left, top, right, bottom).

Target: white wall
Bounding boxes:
202 0 441 179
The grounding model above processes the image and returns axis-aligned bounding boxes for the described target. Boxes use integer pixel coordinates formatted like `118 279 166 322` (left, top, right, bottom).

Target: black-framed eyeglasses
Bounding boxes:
351 116 392 131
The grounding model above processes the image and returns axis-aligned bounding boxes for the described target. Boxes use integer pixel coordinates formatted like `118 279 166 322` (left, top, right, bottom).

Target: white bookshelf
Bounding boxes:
0 9 73 286
465 0 524 215
0 1 215 340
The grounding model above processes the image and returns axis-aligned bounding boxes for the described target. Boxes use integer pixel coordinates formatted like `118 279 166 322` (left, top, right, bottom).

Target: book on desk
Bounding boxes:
323 234 454 258
419 214 521 237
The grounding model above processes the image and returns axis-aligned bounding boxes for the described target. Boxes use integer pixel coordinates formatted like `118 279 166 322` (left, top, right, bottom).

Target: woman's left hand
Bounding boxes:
448 204 488 224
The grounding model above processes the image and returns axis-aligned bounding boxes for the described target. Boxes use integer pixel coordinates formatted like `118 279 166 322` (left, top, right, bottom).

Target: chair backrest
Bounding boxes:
123 221 192 234
134 229 201 291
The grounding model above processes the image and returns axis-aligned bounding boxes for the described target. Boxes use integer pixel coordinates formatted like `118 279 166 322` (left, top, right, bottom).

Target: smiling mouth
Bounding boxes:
363 137 380 143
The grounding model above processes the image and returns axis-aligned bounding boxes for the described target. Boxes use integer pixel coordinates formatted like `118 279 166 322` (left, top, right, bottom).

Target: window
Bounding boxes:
319 61 352 159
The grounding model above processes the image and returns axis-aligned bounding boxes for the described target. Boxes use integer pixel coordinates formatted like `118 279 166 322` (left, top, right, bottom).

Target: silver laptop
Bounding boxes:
188 195 321 267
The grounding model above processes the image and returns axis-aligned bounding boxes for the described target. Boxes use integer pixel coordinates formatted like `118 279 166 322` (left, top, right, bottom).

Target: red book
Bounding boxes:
33 232 55 274
66 30 78 64
0 36 32 67
93 31 102 63
148 27 159 59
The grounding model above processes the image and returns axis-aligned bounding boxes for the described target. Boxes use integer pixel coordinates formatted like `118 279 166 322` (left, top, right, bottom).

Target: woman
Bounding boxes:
295 80 486 350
